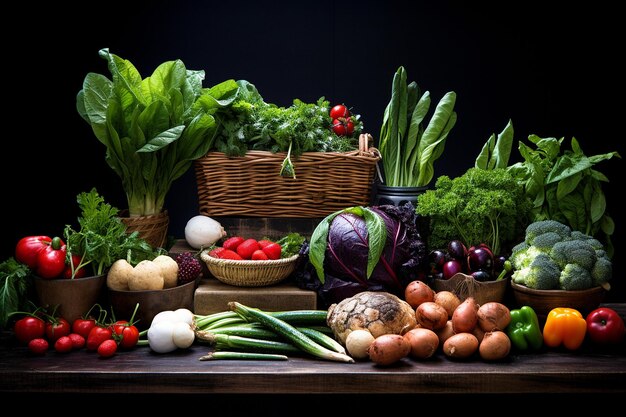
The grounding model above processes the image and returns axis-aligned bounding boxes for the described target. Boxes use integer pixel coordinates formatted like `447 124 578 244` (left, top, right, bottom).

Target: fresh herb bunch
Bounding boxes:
64 188 161 276
0 258 32 329
416 167 532 256
213 80 362 178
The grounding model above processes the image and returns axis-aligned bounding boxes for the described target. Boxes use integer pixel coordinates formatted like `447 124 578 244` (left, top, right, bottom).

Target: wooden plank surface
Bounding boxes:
1 304 625 395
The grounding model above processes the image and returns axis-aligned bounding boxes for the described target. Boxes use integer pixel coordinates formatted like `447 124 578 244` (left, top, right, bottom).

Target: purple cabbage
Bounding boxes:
295 203 427 307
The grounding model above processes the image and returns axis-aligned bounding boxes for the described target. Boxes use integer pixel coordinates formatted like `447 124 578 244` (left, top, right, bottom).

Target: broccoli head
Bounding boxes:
591 256 612 288
525 220 572 245
550 240 597 270
510 243 544 270
559 263 593 290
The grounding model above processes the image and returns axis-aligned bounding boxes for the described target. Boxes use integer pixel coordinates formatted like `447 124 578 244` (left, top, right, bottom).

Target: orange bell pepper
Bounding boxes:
543 307 587 350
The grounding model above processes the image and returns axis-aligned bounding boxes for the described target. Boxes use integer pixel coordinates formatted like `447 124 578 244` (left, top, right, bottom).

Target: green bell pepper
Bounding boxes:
507 306 543 351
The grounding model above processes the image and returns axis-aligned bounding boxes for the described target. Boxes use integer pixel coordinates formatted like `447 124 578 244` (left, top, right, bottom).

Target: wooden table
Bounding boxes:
2 305 625 397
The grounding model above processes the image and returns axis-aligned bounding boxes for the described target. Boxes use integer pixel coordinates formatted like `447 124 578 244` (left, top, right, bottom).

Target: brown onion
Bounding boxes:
368 334 411 365
477 302 511 332
479 331 511 361
443 332 479 359
416 302 448 330
404 280 436 309
433 291 461 318
404 328 439 359
452 297 478 333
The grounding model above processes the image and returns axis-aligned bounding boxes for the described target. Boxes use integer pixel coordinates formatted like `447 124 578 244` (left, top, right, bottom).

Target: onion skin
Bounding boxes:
416 302 448 330
477 302 511 332
405 280 435 309
479 331 511 361
443 333 479 359
368 334 411 365
433 291 461 318
452 297 479 333
404 328 439 359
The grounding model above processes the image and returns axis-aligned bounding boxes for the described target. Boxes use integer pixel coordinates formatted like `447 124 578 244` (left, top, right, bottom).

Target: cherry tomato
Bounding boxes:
112 320 140 349
586 307 625 345
330 104 350 120
87 326 113 351
14 316 45 344
72 317 97 339
54 336 74 353
97 339 118 358
68 333 86 349
331 118 355 136
28 338 49 355
45 317 71 342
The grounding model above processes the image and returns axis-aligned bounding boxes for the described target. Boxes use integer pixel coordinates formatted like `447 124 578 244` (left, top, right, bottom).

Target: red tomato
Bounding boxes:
251 249 269 260
223 236 245 251
257 239 274 249
262 242 282 260
87 326 113 351
112 320 140 349
586 307 625 345
72 317 97 339
331 118 354 136
236 238 261 260
330 104 350 119
68 333 86 349
45 318 71 342
28 338 49 355
54 336 74 353
14 316 45 344
97 339 118 358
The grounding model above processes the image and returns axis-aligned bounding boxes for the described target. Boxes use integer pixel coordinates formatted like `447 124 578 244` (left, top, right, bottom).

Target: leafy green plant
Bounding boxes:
77 49 239 216
379 66 457 187
0 258 32 329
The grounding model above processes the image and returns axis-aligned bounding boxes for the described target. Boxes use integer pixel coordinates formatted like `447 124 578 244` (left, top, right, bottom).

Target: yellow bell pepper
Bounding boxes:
543 307 587 350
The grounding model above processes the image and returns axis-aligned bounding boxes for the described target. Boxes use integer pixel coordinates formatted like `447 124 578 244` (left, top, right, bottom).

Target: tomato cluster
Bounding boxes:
13 307 140 358
330 104 355 136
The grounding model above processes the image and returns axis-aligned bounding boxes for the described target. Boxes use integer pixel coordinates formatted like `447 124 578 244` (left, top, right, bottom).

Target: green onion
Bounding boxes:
199 351 288 361
229 302 354 363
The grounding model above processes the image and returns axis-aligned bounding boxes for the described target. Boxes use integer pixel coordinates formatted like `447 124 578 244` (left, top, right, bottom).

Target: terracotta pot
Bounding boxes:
34 274 106 323
119 210 169 249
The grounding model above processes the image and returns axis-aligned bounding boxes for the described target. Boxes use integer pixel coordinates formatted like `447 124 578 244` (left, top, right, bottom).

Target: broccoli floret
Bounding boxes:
530 232 564 251
569 230 589 241
525 220 571 244
595 249 607 259
550 240 597 270
512 253 560 289
559 263 593 290
585 238 605 251
510 244 543 270
591 257 612 287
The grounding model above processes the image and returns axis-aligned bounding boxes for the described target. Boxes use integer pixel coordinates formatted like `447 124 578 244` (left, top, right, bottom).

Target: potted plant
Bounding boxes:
77 49 239 248
374 66 457 207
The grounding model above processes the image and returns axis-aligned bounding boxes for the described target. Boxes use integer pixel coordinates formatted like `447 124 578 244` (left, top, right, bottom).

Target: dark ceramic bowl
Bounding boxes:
34 274 107 323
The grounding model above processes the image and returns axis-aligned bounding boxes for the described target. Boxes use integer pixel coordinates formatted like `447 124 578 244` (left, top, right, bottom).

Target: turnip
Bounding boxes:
184 215 227 249
345 329 375 359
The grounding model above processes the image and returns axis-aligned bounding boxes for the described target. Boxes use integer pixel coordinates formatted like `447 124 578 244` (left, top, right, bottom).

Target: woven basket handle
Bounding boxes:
358 133 380 156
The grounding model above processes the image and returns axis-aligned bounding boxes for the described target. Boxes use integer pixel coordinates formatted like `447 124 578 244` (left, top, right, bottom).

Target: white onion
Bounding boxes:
184 215 227 249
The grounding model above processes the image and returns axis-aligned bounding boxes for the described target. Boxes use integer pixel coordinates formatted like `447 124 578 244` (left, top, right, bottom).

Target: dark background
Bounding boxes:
2 0 623 300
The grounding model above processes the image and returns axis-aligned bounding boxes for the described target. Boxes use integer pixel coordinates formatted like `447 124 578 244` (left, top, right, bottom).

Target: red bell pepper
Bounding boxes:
35 236 67 279
15 236 52 268
62 253 88 279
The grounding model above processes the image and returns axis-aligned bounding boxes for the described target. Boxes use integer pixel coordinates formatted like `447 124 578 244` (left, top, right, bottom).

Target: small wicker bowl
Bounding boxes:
200 250 299 287
433 273 509 305
511 281 606 319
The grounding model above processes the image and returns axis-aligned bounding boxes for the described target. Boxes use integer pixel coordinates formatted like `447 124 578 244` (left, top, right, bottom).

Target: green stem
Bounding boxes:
199 351 288 361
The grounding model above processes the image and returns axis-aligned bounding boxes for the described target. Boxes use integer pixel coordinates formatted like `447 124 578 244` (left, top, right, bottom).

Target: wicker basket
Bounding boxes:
200 250 299 287
194 134 380 217
433 273 509 305
120 210 169 249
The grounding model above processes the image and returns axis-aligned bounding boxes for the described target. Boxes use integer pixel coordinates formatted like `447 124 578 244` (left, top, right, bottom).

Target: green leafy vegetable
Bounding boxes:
0 257 32 329
211 80 362 178
275 233 306 258
379 66 457 187
475 119 514 170
77 49 239 216
64 188 161 276
416 167 531 256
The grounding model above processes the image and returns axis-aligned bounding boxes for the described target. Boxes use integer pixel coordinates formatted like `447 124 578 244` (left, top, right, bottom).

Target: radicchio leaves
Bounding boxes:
296 203 427 307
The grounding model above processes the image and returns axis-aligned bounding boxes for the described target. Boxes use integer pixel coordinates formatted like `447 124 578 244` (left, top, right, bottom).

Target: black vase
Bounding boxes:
372 184 429 207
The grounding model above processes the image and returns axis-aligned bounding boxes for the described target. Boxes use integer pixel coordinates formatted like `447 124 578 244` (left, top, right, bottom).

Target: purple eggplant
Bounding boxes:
467 247 494 273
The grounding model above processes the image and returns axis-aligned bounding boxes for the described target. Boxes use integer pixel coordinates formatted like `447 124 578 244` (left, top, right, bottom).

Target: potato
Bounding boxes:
452 297 478 333
107 259 133 291
367 334 411 365
416 302 448 330
443 332 479 359
404 280 435 309
153 255 179 289
433 291 461 318
128 260 164 291
404 328 439 359
477 302 511 332
479 331 511 361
